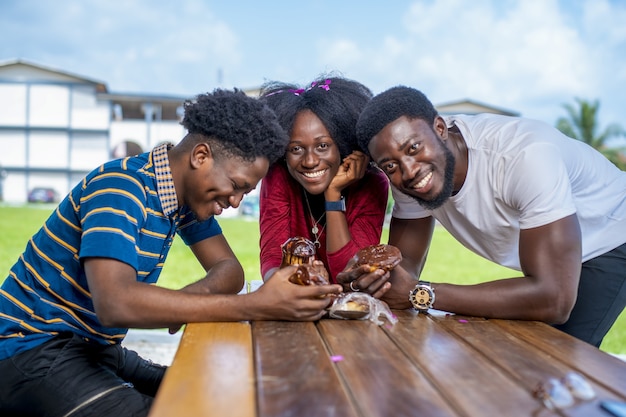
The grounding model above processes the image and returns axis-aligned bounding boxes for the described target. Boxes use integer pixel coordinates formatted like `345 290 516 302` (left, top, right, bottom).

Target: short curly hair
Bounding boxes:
258 76 373 159
356 86 438 156
180 89 288 164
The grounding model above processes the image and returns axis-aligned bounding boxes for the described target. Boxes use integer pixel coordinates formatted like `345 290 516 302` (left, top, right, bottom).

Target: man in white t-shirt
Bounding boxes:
353 85 626 347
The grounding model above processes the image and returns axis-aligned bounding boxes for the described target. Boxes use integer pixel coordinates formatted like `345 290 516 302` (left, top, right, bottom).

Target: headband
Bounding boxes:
265 79 332 97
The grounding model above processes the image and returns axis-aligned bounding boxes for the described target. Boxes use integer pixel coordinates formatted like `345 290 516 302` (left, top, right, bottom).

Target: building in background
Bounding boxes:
436 98 518 117
0 59 518 205
0 59 189 203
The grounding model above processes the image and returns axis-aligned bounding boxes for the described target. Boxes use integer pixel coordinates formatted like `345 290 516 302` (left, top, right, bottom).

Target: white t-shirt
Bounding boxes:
392 114 626 270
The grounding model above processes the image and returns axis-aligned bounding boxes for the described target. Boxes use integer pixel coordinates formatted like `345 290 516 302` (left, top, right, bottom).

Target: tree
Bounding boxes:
556 98 626 170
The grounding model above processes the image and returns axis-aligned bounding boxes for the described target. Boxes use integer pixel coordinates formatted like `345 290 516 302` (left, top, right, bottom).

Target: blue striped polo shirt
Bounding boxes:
0 143 222 360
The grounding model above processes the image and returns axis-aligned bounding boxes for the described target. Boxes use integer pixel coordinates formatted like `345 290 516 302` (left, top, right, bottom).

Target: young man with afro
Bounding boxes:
353 85 626 348
0 89 342 416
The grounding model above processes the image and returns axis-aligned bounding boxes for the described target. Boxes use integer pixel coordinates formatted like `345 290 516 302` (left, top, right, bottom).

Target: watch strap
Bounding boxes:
325 197 346 212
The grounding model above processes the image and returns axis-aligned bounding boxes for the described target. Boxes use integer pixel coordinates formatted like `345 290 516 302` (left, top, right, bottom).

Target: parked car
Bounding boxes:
28 187 59 203
239 195 259 217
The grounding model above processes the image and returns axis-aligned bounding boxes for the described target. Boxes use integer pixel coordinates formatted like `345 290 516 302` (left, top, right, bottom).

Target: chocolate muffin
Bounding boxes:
288 263 329 286
330 293 371 319
352 244 402 272
280 236 316 267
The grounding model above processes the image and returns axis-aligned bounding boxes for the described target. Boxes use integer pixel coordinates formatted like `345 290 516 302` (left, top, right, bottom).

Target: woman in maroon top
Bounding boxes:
258 76 390 285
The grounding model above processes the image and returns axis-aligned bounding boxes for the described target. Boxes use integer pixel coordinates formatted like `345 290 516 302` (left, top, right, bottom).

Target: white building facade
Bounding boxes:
0 59 519 206
0 60 188 203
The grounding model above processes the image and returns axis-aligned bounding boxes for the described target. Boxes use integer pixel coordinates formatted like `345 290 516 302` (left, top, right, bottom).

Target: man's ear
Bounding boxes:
190 142 213 169
433 116 448 139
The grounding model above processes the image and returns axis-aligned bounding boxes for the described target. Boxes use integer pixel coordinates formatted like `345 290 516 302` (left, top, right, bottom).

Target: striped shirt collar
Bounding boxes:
152 143 179 216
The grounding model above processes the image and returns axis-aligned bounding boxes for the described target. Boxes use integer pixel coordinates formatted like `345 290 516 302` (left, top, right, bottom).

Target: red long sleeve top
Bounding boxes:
259 163 389 283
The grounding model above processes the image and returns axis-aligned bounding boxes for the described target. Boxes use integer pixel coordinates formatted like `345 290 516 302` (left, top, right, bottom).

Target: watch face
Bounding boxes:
415 289 431 305
410 284 434 311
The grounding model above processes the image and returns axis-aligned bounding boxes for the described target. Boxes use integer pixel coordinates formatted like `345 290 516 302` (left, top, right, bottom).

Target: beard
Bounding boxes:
408 140 456 210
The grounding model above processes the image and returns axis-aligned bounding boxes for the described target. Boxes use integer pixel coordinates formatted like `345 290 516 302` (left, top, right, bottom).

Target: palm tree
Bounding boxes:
556 98 626 170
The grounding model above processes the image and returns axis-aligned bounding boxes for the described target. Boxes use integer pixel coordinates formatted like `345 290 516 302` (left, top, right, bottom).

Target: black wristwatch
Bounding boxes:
325 196 346 212
409 281 435 312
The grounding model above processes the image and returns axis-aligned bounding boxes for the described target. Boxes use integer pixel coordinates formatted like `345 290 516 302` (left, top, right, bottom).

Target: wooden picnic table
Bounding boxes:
149 310 626 417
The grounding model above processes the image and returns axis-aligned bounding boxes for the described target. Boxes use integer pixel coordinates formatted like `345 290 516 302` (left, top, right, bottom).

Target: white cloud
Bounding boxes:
0 0 242 95
318 39 362 69
1 0 623 128
89 2 241 94
316 0 625 125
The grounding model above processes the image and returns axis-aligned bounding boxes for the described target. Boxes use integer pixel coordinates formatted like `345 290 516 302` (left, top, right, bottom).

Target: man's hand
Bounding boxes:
251 266 343 321
379 265 418 310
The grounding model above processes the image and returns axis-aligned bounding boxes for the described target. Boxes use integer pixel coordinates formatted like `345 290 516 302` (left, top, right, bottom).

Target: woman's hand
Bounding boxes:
326 151 369 198
336 263 392 299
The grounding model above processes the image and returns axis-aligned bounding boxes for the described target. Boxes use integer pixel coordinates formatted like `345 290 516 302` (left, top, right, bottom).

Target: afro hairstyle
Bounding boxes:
258 76 373 159
356 86 438 156
181 88 288 164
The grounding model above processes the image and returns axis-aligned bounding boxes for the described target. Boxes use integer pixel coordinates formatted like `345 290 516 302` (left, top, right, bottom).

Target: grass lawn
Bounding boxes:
1 204 624 355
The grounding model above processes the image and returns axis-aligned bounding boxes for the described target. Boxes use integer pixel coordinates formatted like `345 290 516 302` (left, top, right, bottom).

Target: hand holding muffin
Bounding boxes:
336 244 402 298
351 244 402 272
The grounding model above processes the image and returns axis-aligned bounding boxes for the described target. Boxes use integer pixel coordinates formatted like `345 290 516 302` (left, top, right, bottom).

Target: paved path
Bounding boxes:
122 329 181 366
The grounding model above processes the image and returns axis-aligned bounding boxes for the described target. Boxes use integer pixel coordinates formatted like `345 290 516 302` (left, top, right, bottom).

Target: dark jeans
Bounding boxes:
555 242 626 347
0 333 167 417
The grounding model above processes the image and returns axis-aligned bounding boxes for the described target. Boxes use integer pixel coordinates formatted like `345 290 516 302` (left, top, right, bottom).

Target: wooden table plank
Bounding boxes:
435 316 626 417
493 319 626 398
489 319 626 417
318 318 460 417
148 322 255 417
253 321 358 417
384 311 541 416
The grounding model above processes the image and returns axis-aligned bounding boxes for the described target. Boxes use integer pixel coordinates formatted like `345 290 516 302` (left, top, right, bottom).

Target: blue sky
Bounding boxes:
1 0 625 142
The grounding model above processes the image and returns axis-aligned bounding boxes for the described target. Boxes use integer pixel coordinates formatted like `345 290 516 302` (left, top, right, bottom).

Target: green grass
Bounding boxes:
1 205 624 355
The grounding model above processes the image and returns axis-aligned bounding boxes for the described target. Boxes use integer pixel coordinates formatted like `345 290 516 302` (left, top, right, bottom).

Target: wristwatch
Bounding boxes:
409 281 435 312
325 196 346 212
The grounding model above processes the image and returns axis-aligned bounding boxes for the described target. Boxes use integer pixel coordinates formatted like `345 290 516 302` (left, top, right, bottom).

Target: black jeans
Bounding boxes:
555 242 626 347
0 333 167 417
